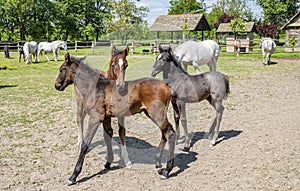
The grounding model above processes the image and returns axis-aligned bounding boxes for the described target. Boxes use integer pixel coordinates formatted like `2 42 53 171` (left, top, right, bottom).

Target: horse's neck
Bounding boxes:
164 61 187 87
75 64 102 96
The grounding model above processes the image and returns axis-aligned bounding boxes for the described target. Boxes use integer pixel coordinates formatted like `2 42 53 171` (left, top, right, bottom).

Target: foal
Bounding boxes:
151 47 230 151
74 46 131 166
56 53 175 185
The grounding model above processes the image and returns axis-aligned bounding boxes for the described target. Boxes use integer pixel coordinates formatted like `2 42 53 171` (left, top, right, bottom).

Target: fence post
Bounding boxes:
92 41 95 53
131 40 134 55
75 41 77 52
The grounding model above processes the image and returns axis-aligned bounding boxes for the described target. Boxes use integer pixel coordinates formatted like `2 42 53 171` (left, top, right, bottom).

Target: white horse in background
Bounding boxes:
260 38 276 65
174 40 220 74
38 40 67 61
23 41 38 64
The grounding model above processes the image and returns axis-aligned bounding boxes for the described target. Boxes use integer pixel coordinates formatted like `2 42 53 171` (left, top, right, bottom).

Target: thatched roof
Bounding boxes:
216 22 255 33
281 10 300 30
149 14 210 32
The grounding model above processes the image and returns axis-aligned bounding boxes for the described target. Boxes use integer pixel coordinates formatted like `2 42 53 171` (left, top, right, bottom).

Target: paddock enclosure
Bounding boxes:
0 50 299 190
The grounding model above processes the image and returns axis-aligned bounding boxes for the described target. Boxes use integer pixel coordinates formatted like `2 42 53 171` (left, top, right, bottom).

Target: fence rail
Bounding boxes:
0 39 298 54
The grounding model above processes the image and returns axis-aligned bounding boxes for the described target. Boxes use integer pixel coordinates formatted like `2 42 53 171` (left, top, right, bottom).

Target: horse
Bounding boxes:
151 46 230 151
38 40 67 61
260 38 276 65
23 41 38 64
174 40 220 74
18 46 25 63
3 45 10 58
74 46 131 168
55 53 175 185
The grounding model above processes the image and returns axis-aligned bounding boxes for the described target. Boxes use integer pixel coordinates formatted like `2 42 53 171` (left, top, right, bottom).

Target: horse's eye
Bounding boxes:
59 67 66 73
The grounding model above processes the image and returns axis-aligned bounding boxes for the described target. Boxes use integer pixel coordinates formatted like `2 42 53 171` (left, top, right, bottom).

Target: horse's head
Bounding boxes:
59 42 67 51
109 46 129 90
55 53 81 91
151 46 174 77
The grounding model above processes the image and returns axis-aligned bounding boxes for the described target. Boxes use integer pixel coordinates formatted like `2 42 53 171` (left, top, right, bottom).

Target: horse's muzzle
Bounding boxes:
55 83 65 91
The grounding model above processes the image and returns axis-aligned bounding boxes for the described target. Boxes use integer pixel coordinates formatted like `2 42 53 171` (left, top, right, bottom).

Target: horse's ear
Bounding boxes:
65 53 71 65
168 46 173 54
80 56 87 62
124 45 129 57
111 45 116 56
159 45 163 53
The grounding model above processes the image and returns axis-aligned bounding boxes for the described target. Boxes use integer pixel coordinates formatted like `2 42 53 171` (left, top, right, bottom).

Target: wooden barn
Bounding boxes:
149 14 211 42
216 22 255 53
281 11 300 52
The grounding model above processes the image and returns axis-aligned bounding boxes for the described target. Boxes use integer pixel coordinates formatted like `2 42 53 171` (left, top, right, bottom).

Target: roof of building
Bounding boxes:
216 22 255 33
281 10 300 30
149 14 210 32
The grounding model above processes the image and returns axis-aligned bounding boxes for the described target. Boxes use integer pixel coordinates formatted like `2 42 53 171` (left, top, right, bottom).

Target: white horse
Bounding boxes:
260 38 276 65
174 40 220 74
38 40 67 61
23 41 38 64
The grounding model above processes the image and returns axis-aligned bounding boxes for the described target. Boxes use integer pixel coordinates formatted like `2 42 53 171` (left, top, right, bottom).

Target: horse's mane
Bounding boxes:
169 52 188 75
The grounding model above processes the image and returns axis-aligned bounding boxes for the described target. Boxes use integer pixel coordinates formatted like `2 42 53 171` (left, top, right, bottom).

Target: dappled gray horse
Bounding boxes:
174 40 219 74
151 46 230 151
260 38 276 65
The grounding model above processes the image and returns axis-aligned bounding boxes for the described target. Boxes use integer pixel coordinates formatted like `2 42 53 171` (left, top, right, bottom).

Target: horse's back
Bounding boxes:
262 39 276 53
24 41 38 54
175 40 218 63
204 72 230 99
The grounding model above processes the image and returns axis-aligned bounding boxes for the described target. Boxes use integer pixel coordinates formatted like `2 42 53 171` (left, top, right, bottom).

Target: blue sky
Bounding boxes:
136 0 262 26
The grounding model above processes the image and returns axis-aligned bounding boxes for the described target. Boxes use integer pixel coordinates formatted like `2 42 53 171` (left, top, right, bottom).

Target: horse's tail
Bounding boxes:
222 74 230 99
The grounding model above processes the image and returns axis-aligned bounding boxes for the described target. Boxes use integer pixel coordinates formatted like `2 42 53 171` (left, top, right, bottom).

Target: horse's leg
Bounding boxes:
148 101 175 178
74 87 84 149
182 62 188 72
33 52 37 63
207 97 224 147
45 52 50 62
267 52 271 65
179 102 190 151
192 61 201 74
68 111 101 186
171 98 180 143
117 117 132 167
54 50 58 61
157 123 175 179
209 58 217 72
262 50 266 65
103 116 114 169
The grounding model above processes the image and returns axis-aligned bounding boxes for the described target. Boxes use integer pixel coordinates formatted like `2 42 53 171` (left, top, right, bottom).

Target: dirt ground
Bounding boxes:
1 57 299 191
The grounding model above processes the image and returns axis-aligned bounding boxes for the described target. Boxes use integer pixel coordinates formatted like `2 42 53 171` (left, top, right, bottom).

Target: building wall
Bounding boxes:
284 28 300 52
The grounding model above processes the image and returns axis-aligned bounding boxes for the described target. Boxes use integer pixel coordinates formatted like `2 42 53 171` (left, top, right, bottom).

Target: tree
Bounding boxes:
255 23 279 38
168 0 204 14
213 0 255 21
256 0 300 26
214 13 234 29
229 18 246 56
106 0 148 45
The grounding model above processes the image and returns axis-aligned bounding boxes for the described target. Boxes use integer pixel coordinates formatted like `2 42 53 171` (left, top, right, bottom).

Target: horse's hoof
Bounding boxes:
158 168 169 179
155 163 162 169
104 162 111 170
183 147 190 152
67 179 76 186
125 161 133 168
